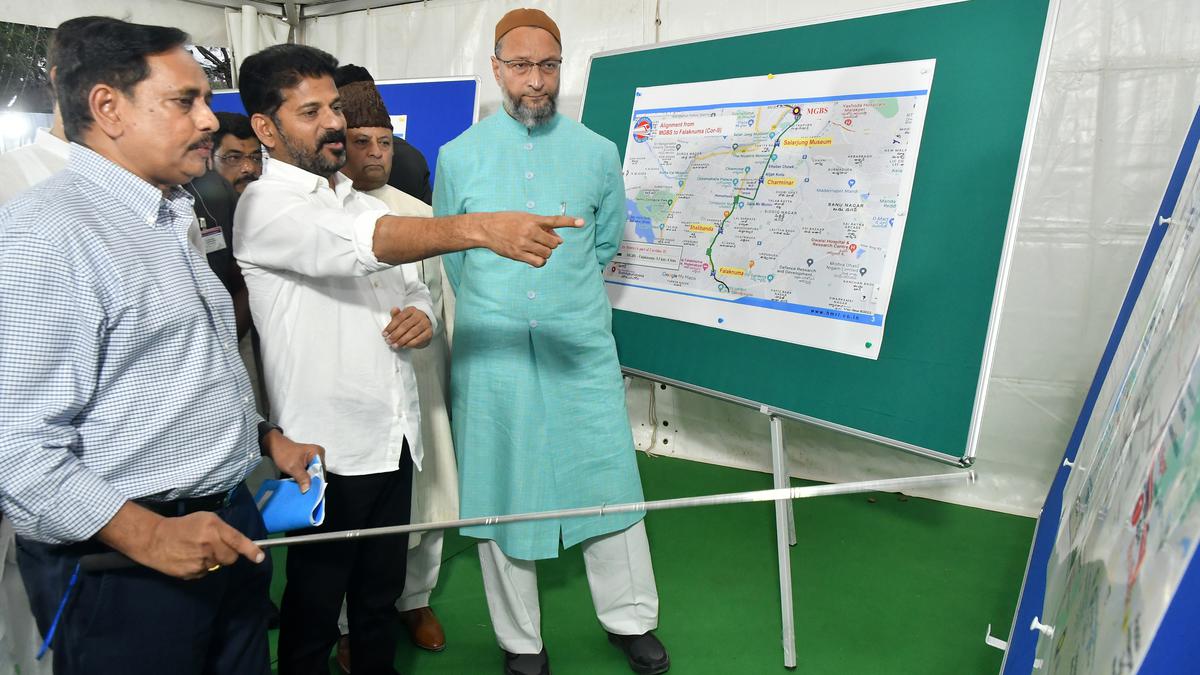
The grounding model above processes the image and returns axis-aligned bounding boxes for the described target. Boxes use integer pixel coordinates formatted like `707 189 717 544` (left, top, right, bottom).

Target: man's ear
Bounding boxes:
88 83 125 140
491 55 503 87
251 112 278 151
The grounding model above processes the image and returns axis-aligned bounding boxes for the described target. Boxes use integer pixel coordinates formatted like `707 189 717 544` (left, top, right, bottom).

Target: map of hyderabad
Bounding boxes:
604 60 935 358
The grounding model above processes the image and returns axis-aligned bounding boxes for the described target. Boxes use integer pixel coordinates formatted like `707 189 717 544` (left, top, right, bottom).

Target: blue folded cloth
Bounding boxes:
253 456 327 533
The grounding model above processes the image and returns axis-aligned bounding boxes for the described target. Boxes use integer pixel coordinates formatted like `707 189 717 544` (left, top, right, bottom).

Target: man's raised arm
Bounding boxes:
371 211 583 267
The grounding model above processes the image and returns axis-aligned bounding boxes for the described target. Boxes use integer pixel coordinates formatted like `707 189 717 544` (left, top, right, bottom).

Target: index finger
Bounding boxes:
538 215 584 230
216 520 265 564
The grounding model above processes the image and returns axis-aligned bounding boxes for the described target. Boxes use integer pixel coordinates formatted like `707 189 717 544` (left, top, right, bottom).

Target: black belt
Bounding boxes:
136 487 238 517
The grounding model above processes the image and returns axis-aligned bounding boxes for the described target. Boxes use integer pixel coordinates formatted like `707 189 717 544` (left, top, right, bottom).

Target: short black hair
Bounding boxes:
213 112 255 149
333 64 374 88
52 16 189 143
47 16 108 86
238 44 339 119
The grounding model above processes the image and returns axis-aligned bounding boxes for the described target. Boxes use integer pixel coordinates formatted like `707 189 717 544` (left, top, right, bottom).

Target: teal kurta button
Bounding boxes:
529 319 538 328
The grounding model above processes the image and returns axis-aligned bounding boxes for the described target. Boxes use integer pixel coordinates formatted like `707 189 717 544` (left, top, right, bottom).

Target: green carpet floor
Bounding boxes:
267 453 1034 674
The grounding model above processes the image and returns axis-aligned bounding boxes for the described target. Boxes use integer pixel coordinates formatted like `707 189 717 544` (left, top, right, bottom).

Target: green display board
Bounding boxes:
580 0 1052 464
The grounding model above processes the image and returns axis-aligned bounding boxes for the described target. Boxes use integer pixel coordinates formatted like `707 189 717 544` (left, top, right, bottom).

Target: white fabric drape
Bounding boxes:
0 0 228 45
224 5 291 86
303 0 654 120
297 0 1200 516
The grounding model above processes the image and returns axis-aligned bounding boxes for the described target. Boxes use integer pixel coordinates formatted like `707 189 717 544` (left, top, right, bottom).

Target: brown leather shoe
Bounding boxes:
336 635 351 674
400 606 447 652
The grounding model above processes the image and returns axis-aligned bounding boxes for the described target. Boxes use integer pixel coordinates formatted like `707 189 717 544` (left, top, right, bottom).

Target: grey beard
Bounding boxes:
502 91 557 129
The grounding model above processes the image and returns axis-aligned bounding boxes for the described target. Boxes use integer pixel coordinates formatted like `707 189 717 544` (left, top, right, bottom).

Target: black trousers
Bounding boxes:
16 484 272 675
277 447 413 675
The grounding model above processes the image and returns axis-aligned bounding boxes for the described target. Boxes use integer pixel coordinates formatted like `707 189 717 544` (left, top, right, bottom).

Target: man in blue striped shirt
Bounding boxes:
0 18 325 675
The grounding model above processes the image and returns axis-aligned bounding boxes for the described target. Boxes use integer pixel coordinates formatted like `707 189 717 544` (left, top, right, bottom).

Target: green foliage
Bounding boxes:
0 20 52 113
189 44 233 90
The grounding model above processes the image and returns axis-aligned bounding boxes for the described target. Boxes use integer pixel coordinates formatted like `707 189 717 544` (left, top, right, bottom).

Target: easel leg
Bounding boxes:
776 422 797 546
771 414 798 668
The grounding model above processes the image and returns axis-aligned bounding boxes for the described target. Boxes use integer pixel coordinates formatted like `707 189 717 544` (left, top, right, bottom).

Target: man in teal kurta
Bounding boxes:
434 9 669 675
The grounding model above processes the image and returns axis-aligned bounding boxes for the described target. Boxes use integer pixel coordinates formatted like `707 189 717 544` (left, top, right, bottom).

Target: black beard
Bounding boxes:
278 127 347 177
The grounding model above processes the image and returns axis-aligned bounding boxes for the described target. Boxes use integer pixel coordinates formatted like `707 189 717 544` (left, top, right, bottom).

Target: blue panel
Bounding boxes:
1140 543 1200 672
1001 106 1200 674
210 90 246 114
374 79 477 186
209 77 478 185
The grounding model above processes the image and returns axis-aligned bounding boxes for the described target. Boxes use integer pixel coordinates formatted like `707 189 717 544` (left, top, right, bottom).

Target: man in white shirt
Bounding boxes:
331 66 458 669
234 44 579 675
0 117 69 203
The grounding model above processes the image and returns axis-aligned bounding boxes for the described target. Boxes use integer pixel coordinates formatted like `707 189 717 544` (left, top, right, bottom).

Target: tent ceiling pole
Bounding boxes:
288 0 426 19
177 0 284 17
177 0 431 21
284 2 305 44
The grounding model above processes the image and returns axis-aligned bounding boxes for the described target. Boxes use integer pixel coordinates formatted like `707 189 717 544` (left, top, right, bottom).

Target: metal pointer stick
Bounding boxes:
79 471 974 572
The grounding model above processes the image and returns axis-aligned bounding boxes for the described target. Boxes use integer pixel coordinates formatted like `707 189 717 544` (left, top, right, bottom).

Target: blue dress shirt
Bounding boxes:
0 144 261 545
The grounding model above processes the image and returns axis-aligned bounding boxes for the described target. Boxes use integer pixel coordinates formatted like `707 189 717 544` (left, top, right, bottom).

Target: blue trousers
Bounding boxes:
16 484 272 675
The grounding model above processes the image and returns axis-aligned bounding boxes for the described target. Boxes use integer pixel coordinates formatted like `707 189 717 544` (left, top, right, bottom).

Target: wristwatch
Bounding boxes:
257 421 282 456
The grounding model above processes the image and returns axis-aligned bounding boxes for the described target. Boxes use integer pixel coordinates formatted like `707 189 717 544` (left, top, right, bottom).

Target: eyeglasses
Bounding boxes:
496 58 563 76
214 152 263 168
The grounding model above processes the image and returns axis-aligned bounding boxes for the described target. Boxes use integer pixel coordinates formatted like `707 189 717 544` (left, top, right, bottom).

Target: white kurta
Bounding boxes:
363 185 460 539
0 128 69 203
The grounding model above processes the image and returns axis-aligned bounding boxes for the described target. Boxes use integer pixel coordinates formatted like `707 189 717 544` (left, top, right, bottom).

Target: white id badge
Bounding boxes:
199 217 227 254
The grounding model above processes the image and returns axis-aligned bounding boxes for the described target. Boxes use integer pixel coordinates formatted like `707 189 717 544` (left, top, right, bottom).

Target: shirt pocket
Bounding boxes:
556 183 602 250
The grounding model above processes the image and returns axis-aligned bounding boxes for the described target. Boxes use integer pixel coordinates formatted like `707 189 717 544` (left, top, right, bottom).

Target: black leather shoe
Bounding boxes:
503 648 551 675
607 631 670 674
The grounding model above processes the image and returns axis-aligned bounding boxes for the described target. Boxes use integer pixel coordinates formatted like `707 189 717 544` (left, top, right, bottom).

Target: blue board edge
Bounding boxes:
1000 105 1200 674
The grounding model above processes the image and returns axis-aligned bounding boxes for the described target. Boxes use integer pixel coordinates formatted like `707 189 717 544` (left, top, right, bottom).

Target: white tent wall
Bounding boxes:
225 5 292 84
303 0 655 119
296 0 1200 517
0 0 229 46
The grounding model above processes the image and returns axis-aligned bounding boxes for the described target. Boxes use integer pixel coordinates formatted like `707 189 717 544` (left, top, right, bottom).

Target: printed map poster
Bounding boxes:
1035 146 1200 674
605 60 935 359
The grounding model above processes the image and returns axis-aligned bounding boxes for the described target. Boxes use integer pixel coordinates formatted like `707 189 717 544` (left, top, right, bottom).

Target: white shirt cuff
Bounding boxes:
355 208 393 273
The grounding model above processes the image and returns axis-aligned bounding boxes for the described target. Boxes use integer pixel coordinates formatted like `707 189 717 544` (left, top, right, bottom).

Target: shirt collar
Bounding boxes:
262 156 355 199
496 109 561 137
67 142 195 229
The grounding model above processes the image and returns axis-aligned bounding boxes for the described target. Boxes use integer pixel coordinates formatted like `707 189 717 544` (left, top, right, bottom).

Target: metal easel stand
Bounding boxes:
768 412 799 668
